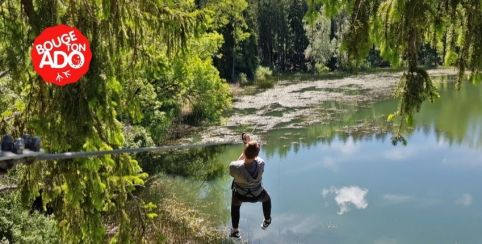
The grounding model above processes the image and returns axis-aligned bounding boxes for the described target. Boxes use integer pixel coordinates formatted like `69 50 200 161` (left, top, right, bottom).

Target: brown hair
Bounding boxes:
244 141 260 159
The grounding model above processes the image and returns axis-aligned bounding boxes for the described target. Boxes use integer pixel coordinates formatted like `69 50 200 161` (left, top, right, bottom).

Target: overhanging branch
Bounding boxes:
0 70 9 79
0 184 18 193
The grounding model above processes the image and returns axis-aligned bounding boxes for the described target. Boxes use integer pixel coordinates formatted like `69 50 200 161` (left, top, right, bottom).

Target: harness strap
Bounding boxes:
232 181 262 198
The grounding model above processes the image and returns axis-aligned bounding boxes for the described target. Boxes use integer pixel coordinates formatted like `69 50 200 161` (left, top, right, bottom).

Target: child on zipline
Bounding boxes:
229 133 272 238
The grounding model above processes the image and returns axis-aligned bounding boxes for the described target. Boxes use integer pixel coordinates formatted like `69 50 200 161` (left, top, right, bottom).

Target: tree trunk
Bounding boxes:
21 0 39 34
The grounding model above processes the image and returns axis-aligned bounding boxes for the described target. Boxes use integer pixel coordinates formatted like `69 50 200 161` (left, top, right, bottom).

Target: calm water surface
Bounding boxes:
209 80 482 243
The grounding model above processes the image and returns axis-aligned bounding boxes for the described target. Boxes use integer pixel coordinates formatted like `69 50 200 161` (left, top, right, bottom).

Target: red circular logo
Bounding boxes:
31 25 92 86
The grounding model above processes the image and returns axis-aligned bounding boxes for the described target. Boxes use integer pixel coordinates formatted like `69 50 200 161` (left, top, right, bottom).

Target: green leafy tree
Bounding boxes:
309 0 482 136
257 0 309 72
287 0 310 71
205 0 252 82
0 0 229 242
303 12 335 72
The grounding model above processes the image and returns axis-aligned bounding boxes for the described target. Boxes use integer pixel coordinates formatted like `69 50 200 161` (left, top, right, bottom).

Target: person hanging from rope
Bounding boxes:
229 133 272 238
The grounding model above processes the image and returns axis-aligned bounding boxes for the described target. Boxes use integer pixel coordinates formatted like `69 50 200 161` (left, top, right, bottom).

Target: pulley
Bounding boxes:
1 134 42 154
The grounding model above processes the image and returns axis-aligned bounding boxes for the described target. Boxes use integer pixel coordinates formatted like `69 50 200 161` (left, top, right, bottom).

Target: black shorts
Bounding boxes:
232 189 270 205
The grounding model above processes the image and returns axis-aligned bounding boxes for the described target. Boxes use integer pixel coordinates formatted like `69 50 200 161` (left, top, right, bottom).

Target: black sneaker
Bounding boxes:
261 218 271 230
229 229 240 239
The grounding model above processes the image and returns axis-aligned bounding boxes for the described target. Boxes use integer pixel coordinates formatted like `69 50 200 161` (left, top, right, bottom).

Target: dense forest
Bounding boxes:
0 0 481 242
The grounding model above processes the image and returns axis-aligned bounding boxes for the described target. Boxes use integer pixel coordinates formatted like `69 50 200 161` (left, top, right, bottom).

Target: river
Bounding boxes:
147 74 482 243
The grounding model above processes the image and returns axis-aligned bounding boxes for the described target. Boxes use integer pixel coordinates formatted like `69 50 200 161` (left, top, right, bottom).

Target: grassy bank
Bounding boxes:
128 174 229 243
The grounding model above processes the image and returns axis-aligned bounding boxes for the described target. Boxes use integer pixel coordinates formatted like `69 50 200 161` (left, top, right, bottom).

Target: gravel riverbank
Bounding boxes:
193 68 458 144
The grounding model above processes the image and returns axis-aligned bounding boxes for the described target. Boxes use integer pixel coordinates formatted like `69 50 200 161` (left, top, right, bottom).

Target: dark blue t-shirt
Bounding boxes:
246 160 258 178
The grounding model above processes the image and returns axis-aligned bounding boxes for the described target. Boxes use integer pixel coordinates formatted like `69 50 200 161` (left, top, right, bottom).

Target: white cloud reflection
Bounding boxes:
331 137 360 155
455 193 473 207
384 147 414 161
322 156 337 171
382 194 414 204
322 186 368 215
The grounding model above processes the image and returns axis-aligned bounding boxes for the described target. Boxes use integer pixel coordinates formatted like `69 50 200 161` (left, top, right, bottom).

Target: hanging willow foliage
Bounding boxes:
0 0 204 242
310 0 482 136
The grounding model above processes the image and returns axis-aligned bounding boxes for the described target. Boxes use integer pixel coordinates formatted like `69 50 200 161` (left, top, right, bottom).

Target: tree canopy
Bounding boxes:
0 0 230 242
308 0 482 133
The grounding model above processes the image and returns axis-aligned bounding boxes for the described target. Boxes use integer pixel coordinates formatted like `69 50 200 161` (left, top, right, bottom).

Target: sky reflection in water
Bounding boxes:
215 80 482 243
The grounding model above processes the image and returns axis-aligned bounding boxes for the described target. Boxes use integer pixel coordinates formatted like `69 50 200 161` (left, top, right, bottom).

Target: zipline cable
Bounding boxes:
1 120 261 169
0 141 241 163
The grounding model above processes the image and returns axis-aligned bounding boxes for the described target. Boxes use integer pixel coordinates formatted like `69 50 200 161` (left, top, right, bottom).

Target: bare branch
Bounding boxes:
0 184 18 193
0 70 8 79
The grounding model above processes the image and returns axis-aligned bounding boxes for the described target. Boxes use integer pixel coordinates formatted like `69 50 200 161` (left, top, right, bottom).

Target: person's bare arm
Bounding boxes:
238 153 245 160
238 134 251 160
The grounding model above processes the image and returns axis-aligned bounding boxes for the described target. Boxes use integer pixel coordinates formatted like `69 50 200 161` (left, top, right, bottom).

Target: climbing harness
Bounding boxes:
232 181 262 198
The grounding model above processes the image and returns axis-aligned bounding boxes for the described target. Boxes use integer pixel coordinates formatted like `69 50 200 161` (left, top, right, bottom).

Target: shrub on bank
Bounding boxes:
255 66 272 81
238 72 249 86
0 193 59 243
255 66 275 89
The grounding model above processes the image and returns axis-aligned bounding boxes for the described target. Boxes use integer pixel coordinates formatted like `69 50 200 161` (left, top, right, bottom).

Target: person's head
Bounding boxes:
244 140 260 160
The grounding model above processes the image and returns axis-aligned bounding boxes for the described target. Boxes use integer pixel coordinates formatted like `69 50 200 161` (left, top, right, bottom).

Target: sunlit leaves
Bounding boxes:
0 0 220 242
305 0 324 24
309 0 481 139
304 13 335 69
398 68 439 116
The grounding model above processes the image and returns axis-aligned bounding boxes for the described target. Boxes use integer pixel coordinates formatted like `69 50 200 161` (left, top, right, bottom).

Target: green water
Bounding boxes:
150 78 482 243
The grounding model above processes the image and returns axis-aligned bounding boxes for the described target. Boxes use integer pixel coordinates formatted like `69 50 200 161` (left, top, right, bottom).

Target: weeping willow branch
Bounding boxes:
311 0 481 139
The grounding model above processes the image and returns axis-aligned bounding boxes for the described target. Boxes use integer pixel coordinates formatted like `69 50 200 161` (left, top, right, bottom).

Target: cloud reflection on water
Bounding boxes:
382 194 414 204
322 186 368 215
331 137 360 155
383 147 414 161
455 193 473 207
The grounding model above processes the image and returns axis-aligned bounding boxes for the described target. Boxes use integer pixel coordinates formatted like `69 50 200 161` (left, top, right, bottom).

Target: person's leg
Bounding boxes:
231 191 242 229
259 190 272 229
260 190 271 220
